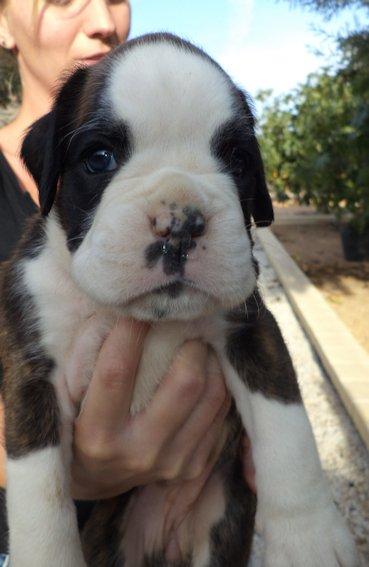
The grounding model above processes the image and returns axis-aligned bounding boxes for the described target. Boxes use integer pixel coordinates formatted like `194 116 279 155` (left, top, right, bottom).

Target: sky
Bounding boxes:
130 0 368 106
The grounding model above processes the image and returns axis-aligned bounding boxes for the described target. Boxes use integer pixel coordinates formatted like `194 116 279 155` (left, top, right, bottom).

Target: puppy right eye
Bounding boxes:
84 150 117 174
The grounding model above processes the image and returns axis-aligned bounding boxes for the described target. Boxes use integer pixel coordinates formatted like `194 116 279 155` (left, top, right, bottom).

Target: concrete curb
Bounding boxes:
256 227 369 452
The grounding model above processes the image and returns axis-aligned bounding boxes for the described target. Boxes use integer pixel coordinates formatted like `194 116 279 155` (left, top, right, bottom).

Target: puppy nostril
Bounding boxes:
181 207 206 239
191 213 206 238
150 215 171 238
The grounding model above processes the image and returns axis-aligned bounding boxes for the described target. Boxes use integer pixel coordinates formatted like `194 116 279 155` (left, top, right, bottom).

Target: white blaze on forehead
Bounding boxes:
107 41 235 149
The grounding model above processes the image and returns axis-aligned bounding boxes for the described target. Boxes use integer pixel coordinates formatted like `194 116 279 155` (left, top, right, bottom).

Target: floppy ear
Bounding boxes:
237 89 274 227
21 111 60 216
21 66 90 216
249 138 274 227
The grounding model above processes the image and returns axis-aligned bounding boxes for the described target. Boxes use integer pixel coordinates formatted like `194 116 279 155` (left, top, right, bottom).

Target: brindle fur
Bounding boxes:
80 406 256 566
209 459 256 567
226 292 302 404
81 493 131 567
0 217 60 460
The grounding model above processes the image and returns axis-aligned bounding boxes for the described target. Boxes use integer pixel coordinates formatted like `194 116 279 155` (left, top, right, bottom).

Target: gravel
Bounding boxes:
249 238 369 566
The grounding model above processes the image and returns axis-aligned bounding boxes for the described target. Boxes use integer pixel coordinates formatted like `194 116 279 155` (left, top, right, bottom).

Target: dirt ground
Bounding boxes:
271 220 369 354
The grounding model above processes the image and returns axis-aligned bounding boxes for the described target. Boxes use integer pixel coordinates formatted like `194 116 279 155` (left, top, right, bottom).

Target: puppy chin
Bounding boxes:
123 289 216 321
122 275 258 322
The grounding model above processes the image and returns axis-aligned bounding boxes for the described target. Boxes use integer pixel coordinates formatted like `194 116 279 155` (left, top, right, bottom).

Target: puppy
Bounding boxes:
0 33 358 566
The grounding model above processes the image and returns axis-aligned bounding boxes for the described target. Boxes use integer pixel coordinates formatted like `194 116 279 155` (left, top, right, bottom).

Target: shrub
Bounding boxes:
257 68 369 233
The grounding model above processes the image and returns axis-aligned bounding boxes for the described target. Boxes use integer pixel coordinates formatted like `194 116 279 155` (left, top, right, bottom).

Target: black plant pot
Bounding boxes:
340 224 369 261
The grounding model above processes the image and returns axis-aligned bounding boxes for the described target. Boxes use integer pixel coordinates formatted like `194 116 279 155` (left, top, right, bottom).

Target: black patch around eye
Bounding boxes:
55 120 133 252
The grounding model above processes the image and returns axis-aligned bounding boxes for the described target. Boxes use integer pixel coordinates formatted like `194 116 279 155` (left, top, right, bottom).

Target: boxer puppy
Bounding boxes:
0 33 358 566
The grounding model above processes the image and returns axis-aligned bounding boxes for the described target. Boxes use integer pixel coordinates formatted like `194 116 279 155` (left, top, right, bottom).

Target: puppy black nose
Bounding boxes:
150 206 206 239
173 206 206 239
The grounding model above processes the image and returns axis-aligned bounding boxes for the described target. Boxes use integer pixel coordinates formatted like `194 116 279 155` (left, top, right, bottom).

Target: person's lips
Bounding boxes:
78 52 109 65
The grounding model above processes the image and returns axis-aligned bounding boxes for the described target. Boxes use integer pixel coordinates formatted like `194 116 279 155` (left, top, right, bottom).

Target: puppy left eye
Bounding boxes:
84 150 117 174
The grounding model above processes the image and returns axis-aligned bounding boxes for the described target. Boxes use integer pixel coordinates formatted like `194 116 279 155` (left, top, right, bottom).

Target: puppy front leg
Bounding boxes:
221 308 359 567
4 362 86 567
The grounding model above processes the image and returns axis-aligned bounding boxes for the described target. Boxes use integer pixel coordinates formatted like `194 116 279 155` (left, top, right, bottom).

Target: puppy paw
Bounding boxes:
263 504 359 567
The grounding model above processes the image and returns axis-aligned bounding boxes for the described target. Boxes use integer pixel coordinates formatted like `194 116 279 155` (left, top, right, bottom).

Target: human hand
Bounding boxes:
70 319 230 500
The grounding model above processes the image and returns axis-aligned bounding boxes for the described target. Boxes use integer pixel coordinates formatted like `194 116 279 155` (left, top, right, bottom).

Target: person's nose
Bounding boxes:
83 0 116 39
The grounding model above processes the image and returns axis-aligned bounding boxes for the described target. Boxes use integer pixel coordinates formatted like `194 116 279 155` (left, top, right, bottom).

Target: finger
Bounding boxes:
167 351 227 454
138 341 208 444
77 318 149 433
182 393 231 480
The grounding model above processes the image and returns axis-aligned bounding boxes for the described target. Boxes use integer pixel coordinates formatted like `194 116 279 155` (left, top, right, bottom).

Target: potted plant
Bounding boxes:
340 212 369 261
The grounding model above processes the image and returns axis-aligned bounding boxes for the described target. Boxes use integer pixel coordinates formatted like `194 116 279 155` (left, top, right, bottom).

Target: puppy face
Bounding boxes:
22 33 273 321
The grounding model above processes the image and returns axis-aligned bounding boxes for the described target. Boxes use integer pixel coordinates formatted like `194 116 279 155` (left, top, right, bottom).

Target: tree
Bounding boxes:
257 70 369 230
290 0 369 16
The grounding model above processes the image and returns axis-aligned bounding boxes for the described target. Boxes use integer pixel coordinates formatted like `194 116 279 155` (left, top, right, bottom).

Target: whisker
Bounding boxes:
253 291 261 320
244 300 248 320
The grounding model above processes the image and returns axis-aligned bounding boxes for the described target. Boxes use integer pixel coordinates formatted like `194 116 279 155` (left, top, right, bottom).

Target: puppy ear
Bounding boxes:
237 89 274 227
21 111 60 216
21 67 90 216
249 138 274 227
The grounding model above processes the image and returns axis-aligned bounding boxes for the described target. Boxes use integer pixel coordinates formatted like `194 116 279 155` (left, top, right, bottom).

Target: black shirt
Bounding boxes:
0 151 94 553
0 151 38 263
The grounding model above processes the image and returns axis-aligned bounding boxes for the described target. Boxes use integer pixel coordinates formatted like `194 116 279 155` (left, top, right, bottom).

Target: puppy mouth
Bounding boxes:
137 278 196 302
122 278 203 308
124 279 213 321
152 281 185 298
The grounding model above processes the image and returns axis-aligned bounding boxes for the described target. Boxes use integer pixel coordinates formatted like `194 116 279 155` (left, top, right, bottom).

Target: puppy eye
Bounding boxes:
84 150 117 174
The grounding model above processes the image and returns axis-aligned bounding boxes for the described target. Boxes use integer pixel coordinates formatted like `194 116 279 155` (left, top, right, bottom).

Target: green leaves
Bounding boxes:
257 42 369 232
